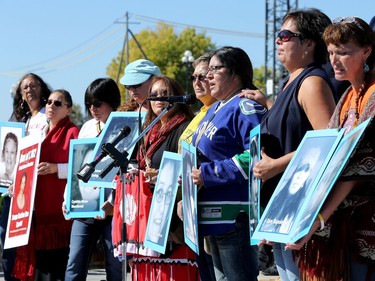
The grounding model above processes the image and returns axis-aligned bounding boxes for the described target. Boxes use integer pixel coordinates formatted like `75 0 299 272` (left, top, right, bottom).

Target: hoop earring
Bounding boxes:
364 63 370 73
20 99 26 110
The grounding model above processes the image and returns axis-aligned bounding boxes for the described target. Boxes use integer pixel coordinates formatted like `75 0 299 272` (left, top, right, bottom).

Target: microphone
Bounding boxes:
77 125 131 182
147 95 195 104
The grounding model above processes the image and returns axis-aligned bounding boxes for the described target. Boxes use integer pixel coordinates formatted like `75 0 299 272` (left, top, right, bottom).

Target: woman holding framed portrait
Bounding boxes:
286 16 375 281
119 76 196 281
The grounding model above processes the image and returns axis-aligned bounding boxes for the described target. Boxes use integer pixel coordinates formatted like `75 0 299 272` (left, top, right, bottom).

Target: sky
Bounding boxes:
1 0 374 122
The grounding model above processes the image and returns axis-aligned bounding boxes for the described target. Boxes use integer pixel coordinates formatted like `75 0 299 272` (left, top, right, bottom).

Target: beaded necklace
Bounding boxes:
340 83 367 128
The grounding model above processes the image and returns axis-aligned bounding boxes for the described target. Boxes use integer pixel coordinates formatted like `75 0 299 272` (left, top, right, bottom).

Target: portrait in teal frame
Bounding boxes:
86 111 145 188
292 117 372 242
253 128 345 243
0 121 25 193
65 138 105 218
249 124 261 245
144 151 182 254
181 140 199 254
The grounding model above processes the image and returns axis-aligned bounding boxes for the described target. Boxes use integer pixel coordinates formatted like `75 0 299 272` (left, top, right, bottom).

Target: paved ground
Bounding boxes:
1 268 279 280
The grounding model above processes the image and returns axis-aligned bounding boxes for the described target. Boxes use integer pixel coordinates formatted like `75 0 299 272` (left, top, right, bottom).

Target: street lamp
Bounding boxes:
181 50 195 93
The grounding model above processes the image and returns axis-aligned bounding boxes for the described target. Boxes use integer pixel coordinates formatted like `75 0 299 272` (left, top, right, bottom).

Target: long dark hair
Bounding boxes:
13 73 51 122
212 46 257 90
143 76 195 128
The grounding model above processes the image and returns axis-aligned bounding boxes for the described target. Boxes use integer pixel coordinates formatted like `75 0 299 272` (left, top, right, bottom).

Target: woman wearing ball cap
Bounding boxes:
120 59 161 111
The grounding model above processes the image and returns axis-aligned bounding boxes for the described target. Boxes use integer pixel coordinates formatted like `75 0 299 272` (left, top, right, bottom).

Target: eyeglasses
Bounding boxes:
85 100 103 108
155 188 173 204
47 99 67 107
332 17 364 31
207 65 225 74
149 89 169 98
277 30 303 42
20 82 40 93
190 74 207 82
125 83 143 90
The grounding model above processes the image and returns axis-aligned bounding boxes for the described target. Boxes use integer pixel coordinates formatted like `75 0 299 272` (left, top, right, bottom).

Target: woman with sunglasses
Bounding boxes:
190 46 267 281
286 17 375 281
12 89 79 280
177 52 217 281
123 76 196 281
64 78 122 281
241 8 336 281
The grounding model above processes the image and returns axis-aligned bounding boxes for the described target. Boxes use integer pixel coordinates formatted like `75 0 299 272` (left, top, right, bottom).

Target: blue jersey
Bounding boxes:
192 95 267 235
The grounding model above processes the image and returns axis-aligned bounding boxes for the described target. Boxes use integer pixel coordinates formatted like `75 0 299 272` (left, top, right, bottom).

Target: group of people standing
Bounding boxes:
0 7 375 281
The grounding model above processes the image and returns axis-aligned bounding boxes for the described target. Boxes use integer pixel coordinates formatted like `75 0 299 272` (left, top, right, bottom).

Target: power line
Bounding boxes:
132 13 264 38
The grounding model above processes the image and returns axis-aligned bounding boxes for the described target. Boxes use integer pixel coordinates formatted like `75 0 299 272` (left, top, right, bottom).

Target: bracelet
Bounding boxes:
317 213 325 230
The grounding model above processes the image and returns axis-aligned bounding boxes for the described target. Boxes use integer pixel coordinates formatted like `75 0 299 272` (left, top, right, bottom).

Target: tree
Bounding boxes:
70 103 86 128
106 22 215 103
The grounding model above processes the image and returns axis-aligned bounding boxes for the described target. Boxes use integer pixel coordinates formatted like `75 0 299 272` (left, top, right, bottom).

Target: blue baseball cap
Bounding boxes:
120 59 161 86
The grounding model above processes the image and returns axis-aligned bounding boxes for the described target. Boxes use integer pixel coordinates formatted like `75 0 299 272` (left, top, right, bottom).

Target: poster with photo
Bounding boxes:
144 151 182 254
292 118 372 242
0 121 25 193
181 141 199 254
253 128 345 243
85 112 145 188
65 138 105 218
249 124 261 245
5 134 41 249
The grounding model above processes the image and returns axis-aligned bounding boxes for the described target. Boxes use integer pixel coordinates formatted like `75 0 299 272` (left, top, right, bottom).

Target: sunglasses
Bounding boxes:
190 74 207 82
149 89 169 98
332 17 364 31
47 99 67 107
277 30 303 42
125 83 143 90
85 100 103 108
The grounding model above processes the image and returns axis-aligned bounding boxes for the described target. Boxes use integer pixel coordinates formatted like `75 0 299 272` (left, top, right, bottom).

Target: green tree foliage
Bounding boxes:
106 22 215 103
253 65 267 92
70 103 86 128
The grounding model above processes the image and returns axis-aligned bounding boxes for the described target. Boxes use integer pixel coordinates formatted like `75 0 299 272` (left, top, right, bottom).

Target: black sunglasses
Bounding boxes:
47 99 66 107
277 30 303 42
190 74 206 82
125 83 143 90
85 100 103 108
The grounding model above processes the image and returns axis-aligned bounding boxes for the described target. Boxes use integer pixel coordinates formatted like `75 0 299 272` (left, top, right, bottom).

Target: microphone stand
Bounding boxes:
98 103 174 281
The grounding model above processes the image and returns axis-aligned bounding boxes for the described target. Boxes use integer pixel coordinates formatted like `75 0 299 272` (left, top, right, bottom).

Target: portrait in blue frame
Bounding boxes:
253 128 345 243
144 151 182 254
249 124 261 245
65 138 105 218
181 141 199 254
292 117 372 242
0 121 25 193
86 111 145 188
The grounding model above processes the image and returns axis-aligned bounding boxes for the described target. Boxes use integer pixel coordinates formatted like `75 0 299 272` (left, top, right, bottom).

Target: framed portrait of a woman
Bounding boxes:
85 111 145 188
0 121 25 193
292 117 372 242
249 124 261 245
253 128 345 243
65 138 105 218
144 151 182 254
181 141 199 254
